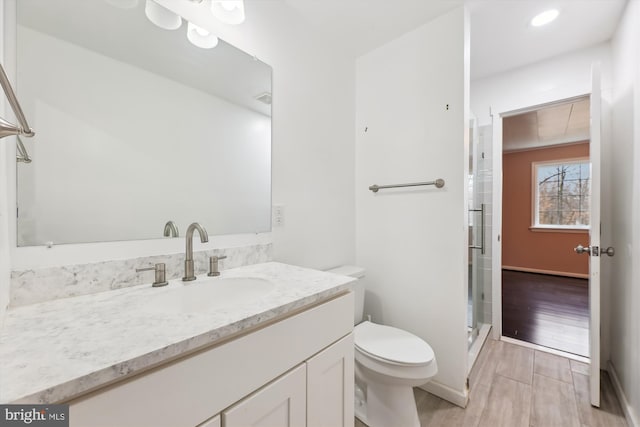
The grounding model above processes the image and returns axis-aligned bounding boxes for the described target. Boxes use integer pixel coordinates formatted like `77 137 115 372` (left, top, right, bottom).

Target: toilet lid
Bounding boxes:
354 321 435 366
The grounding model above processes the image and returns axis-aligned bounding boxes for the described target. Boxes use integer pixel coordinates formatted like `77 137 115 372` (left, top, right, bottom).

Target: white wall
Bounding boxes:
609 0 640 424
158 1 356 271
17 26 270 245
471 41 614 360
472 42 613 125
2 1 355 274
471 43 611 125
356 7 469 405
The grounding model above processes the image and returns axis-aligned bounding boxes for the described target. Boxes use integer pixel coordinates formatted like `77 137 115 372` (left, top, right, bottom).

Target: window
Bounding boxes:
533 159 590 228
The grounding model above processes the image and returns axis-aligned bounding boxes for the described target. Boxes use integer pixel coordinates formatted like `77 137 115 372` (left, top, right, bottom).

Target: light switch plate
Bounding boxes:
272 204 284 227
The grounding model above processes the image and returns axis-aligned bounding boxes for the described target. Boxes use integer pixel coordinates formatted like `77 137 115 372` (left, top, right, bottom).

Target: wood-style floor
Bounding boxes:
356 338 627 427
502 269 589 356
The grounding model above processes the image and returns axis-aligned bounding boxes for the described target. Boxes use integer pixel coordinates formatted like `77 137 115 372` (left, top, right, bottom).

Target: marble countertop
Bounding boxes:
0 262 354 404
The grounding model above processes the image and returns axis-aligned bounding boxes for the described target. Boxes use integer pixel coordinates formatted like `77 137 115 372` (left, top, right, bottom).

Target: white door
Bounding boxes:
575 62 612 408
306 334 354 427
223 364 306 427
575 63 611 407
589 62 602 408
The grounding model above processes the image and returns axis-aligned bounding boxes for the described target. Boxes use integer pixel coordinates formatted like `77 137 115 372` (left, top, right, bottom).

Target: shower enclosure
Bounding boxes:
468 114 493 360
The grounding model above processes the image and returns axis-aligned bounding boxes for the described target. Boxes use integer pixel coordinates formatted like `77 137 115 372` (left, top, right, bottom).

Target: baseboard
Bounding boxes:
502 265 589 279
607 361 639 427
418 380 468 408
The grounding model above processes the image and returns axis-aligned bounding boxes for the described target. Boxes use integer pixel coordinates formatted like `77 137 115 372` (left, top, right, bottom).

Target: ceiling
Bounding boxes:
503 97 590 151
282 0 627 80
469 0 627 79
282 0 463 58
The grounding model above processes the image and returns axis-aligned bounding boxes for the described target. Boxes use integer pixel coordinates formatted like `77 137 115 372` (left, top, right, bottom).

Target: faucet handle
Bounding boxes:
207 255 227 277
136 263 169 287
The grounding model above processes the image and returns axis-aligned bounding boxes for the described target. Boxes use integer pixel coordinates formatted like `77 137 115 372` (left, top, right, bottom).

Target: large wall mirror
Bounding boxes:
15 0 272 246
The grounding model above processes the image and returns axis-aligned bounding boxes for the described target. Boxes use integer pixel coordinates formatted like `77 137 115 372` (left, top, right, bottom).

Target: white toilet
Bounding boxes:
327 266 438 427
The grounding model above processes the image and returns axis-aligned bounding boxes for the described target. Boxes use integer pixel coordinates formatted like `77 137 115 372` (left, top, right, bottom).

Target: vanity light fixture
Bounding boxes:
144 0 182 30
210 1 245 25
530 9 559 27
187 22 219 49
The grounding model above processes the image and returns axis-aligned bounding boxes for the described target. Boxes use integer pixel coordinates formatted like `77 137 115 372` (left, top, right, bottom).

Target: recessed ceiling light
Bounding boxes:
531 9 559 27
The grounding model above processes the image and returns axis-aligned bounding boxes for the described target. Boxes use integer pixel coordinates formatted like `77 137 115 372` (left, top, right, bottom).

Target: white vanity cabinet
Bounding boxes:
306 334 354 427
221 333 354 427
68 292 354 427
197 415 221 427
223 364 307 427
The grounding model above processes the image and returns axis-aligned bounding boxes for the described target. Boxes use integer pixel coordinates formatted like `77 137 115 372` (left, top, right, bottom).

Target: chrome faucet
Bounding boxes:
163 220 179 237
183 222 209 281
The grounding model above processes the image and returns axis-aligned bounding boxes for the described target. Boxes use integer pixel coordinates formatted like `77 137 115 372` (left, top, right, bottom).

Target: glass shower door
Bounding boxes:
468 114 493 350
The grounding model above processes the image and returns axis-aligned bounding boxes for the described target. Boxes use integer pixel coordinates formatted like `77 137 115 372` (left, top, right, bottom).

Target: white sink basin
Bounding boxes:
145 277 275 314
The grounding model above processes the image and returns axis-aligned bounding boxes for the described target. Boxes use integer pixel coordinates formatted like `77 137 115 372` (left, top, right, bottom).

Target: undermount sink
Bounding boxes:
145 277 275 314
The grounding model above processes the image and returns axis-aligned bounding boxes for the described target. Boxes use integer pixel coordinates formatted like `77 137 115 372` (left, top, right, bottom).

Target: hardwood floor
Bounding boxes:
502 269 589 356
355 338 628 427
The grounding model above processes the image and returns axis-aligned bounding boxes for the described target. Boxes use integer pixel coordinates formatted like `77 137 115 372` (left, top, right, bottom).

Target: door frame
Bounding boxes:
490 93 596 342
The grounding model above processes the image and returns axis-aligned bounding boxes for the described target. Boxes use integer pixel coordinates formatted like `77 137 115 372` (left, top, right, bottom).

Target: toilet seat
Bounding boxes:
354 321 435 366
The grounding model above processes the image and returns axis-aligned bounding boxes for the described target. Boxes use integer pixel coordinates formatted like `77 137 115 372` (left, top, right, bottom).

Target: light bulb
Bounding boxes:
220 1 238 11
145 0 182 30
187 22 219 49
530 9 559 27
210 0 245 25
195 26 209 37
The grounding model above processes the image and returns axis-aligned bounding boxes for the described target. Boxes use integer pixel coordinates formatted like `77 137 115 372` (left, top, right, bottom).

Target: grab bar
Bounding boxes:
369 178 445 193
469 204 485 255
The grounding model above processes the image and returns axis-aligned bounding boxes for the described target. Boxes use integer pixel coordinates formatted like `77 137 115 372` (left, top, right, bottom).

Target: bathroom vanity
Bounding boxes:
0 262 355 427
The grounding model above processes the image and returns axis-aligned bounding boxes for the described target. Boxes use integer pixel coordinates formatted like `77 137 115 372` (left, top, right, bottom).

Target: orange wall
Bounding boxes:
502 142 590 276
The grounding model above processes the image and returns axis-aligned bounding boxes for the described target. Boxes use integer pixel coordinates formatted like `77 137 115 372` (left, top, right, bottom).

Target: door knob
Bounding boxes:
574 244 591 255
601 246 615 257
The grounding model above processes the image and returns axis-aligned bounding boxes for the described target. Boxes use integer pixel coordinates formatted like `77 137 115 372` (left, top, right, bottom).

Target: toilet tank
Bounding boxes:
326 265 366 325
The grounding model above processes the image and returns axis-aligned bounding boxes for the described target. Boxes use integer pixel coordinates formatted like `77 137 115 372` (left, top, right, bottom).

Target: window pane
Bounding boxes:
537 165 560 182
579 211 590 225
539 181 559 195
535 160 590 227
539 195 558 210
539 210 559 224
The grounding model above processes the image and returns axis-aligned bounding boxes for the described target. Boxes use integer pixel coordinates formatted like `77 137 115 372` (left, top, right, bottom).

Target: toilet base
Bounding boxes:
355 382 420 427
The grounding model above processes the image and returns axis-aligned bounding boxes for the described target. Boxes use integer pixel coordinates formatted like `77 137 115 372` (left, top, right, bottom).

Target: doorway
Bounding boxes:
500 96 591 358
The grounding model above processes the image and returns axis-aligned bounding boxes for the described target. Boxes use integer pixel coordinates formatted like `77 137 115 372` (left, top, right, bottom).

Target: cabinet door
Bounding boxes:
197 415 220 427
223 364 306 427
306 333 354 427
